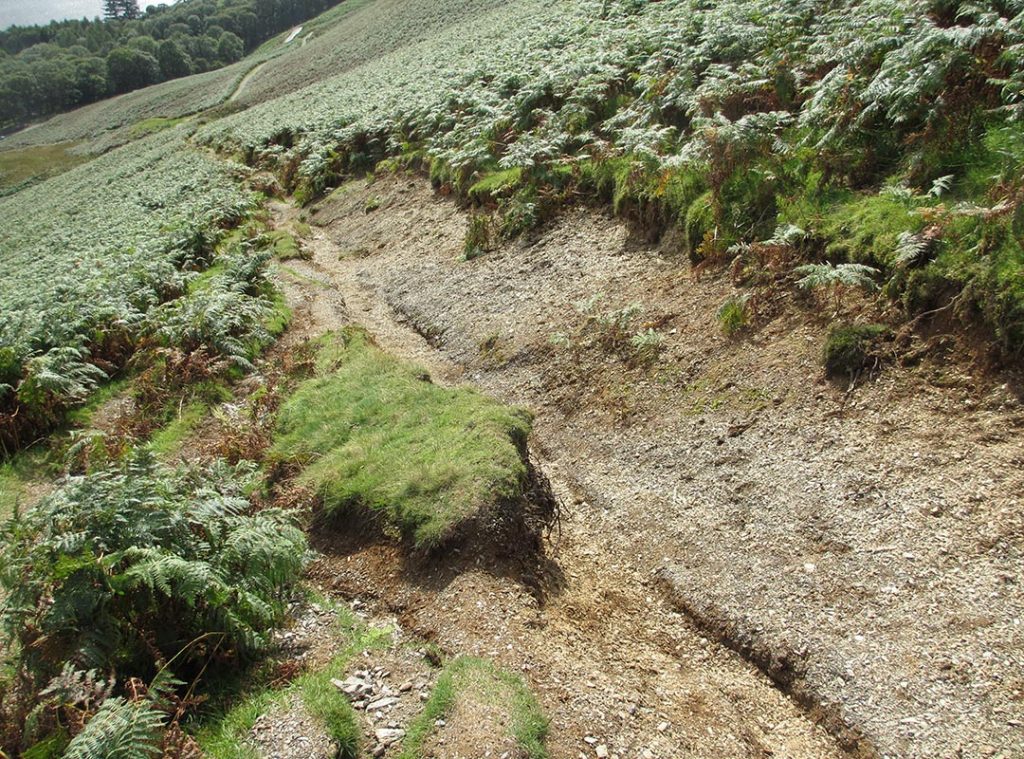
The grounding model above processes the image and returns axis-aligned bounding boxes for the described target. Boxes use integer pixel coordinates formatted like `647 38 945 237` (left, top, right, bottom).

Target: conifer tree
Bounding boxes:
103 0 140 20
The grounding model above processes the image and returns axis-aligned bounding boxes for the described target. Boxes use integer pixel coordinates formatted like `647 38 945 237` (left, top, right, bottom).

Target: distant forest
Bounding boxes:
0 0 341 128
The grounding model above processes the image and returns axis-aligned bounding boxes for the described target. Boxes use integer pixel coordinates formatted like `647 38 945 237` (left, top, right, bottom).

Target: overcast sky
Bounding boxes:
1 0 105 28
0 0 181 30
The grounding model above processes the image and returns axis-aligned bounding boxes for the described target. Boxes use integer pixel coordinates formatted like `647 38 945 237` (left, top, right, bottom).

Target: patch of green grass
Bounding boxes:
468 167 523 202
398 657 548 759
270 329 532 549
784 188 925 268
267 229 308 260
279 265 324 287
146 401 209 459
195 686 277 759
0 142 89 193
65 377 131 428
581 158 705 232
924 211 1024 356
187 260 229 293
129 117 188 139
264 286 292 337
295 654 364 758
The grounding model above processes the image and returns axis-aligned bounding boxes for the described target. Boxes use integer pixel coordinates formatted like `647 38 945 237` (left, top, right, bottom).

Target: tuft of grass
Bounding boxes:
823 323 888 377
468 167 523 202
717 295 751 336
270 329 533 549
295 655 364 758
146 401 209 459
398 656 548 759
263 287 292 337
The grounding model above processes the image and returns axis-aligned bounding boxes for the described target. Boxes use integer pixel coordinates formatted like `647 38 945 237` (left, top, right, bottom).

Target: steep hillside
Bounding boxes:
0 0 1022 757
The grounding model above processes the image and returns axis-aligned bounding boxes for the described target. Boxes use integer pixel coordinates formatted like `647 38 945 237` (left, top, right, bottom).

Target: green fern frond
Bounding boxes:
63 698 164 759
794 262 880 290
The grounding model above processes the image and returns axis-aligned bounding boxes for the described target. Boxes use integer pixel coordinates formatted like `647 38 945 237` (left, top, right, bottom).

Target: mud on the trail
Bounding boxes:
270 175 1024 758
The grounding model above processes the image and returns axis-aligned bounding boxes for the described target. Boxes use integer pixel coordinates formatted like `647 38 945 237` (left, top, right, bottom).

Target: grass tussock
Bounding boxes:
823 323 889 378
398 656 548 759
270 329 533 550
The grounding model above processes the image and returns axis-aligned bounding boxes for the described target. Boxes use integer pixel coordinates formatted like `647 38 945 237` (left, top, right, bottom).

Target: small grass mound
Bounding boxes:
266 229 309 260
468 167 523 202
399 657 548 759
823 323 889 378
270 329 536 550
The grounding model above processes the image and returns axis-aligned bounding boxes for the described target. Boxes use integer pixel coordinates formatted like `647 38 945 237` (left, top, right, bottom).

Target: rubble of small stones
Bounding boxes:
271 599 339 661
332 659 435 757
248 696 338 759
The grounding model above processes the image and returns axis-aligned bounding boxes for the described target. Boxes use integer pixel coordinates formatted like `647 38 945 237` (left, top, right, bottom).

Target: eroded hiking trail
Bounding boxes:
272 204 847 759
267 174 1024 758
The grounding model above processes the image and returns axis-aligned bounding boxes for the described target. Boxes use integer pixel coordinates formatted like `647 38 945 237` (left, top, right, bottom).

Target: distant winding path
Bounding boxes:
228 26 306 103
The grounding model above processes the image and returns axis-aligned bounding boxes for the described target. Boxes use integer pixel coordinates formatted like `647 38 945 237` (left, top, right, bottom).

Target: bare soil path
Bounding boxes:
229 60 270 103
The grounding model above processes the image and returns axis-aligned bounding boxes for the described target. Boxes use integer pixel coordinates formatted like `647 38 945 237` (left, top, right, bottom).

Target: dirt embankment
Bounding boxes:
271 175 1024 759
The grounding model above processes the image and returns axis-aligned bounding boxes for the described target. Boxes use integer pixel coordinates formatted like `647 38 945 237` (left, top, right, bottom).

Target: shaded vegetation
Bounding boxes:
0 454 307 756
194 600 389 759
823 324 890 378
